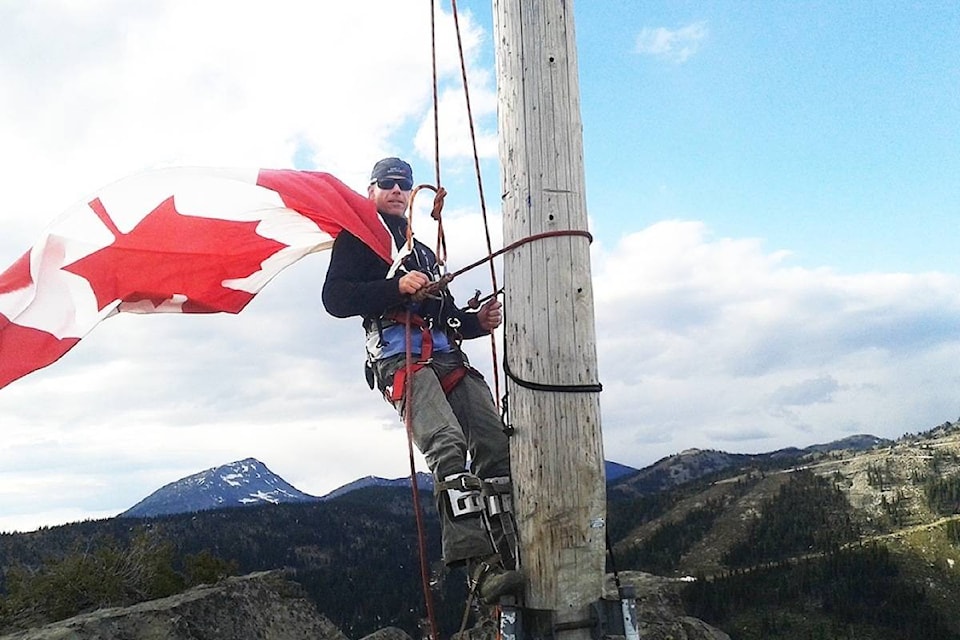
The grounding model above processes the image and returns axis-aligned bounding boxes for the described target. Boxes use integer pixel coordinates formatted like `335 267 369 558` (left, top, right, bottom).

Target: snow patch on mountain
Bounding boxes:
119 458 318 518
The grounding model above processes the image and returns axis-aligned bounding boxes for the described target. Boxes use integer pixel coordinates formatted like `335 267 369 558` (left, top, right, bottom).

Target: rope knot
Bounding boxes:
431 186 447 221
410 273 454 302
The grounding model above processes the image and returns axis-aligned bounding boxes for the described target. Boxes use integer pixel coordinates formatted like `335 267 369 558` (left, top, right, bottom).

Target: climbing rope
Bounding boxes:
449 0 503 412
396 4 446 639
401 313 439 640
399 3 447 638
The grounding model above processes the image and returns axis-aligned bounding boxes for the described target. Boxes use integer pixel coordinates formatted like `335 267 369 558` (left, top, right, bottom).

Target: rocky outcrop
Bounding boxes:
453 571 728 640
0 571 349 640
605 571 730 640
0 570 727 640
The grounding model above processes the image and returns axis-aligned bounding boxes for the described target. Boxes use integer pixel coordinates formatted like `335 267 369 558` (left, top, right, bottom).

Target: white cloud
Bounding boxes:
0 0 497 533
635 21 708 63
595 221 960 462
768 375 841 407
0 1 495 245
1 3 957 534
5 212 960 532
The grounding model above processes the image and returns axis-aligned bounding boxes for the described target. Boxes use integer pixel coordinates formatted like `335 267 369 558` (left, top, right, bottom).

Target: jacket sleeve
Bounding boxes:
448 303 488 340
322 231 405 319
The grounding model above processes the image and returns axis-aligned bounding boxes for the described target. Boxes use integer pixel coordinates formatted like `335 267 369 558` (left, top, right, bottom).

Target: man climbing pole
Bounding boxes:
322 157 523 604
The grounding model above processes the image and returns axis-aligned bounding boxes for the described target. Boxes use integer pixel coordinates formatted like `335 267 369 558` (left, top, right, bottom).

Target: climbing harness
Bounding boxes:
373 311 468 403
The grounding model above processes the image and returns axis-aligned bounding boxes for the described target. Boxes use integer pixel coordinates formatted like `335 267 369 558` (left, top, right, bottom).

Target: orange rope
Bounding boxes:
450 230 594 282
428 0 448 269
402 314 438 640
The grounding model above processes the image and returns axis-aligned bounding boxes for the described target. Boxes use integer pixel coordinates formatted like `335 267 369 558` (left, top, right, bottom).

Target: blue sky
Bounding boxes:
0 0 958 532
571 1 959 273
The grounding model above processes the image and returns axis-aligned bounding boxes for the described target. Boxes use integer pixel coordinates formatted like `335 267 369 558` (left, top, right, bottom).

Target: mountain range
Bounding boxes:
118 436 886 519
119 458 646 518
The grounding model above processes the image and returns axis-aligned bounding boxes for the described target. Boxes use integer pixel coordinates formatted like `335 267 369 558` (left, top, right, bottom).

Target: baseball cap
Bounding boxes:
370 157 413 182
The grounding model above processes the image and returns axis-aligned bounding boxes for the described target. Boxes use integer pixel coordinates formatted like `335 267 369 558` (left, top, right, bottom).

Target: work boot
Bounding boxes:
468 554 524 604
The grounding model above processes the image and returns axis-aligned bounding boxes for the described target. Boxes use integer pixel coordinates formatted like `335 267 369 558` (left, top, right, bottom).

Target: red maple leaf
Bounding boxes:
64 197 287 314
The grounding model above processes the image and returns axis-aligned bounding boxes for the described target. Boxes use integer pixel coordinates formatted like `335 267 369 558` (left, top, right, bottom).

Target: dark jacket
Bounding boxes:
322 213 486 341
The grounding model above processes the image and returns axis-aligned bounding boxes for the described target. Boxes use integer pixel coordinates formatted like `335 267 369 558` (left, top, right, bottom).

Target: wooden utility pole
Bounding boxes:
493 0 606 634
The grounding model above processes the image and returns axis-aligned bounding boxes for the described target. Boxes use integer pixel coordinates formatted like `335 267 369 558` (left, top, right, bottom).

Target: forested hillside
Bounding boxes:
0 490 458 638
4 421 960 639
609 421 960 639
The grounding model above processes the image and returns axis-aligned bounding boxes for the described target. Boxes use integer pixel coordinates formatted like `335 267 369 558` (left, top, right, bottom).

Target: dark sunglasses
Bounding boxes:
372 177 413 191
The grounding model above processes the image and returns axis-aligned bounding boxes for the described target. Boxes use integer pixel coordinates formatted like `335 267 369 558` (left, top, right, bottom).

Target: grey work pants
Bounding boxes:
378 350 511 566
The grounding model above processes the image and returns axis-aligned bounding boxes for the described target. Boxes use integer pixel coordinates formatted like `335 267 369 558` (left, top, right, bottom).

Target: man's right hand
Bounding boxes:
398 271 430 296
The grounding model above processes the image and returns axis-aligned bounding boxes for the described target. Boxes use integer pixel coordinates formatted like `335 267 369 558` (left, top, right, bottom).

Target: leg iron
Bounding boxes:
481 475 520 568
439 472 484 518
437 472 521 570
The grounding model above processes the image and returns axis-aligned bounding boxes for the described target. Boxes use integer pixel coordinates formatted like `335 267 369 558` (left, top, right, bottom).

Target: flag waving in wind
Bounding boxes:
0 168 394 390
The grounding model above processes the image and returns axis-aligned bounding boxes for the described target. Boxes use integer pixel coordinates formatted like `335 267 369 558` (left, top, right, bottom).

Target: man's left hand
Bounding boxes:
477 298 503 331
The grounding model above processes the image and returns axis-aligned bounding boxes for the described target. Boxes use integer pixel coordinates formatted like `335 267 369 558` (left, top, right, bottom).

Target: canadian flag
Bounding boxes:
0 167 392 390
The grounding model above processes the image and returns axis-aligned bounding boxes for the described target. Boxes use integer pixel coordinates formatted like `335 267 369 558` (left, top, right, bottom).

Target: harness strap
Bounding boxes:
436 473 483 493
383 310 470 402
384 310 435 360
389 362 468 402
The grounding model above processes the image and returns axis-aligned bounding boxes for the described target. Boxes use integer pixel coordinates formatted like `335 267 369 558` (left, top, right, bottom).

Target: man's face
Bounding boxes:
368 177 411 217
